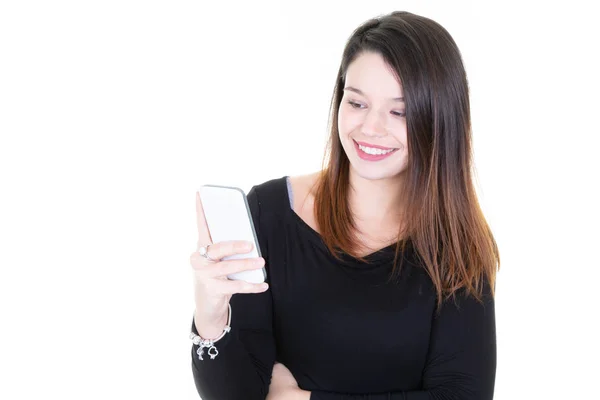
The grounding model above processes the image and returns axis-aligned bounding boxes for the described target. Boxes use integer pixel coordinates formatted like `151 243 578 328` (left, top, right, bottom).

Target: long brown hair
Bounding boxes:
313 11 500 310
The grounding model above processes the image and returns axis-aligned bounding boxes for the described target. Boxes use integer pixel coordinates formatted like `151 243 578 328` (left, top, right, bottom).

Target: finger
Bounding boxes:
212 279 269 295
195 191 213 248
204 240 254 261
190 251 213 270
207 257 265 278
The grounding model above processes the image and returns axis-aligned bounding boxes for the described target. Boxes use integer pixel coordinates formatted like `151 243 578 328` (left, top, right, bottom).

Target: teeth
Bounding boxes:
358 144 395 155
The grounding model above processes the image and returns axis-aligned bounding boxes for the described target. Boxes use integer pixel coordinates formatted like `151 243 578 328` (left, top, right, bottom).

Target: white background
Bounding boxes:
1 1 598 399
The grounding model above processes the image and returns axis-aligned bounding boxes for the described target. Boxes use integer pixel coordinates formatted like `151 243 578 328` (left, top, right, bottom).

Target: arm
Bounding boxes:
309 281 497 400
191 186 276 400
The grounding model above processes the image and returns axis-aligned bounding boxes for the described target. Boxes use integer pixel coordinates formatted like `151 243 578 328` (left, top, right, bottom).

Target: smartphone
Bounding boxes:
198 184 266 284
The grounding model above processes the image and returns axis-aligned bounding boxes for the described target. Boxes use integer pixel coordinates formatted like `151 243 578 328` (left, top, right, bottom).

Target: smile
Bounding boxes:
353 140 398 161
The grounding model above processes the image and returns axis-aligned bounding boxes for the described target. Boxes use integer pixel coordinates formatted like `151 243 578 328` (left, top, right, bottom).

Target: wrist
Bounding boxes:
194 307 229 339
297 389 311 400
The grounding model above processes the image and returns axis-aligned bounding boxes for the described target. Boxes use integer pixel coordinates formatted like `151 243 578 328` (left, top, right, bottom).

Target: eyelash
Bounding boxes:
346 100 406 117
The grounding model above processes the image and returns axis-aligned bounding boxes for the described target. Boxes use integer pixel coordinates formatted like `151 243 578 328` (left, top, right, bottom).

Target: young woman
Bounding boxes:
189 11 499 400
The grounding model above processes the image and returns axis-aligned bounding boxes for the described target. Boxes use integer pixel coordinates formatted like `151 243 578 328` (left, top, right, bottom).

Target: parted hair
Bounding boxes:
313 11 500 310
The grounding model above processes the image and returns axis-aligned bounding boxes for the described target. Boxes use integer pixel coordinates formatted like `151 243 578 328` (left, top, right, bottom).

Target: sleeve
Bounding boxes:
309 281 497 400
191 185 276 400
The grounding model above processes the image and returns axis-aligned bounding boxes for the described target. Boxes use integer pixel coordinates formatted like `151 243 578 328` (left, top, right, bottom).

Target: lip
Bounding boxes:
354 140 398 151
353 140 398 161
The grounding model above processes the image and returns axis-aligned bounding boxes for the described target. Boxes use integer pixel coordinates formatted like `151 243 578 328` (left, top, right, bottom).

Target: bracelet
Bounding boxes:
190 303 232 360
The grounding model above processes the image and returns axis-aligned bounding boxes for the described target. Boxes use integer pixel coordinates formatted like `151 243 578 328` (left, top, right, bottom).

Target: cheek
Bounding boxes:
390 122 408 147
337 107 361 135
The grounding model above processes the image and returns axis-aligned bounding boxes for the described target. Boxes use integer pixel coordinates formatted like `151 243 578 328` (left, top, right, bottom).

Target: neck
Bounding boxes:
347 168 406 227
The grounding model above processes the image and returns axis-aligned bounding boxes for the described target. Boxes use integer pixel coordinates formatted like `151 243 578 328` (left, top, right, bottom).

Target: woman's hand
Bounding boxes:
266 363 311 400
190 192 269 339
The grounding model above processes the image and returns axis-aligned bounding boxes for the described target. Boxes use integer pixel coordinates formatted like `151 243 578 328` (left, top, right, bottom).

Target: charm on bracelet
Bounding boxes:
190 303 232 360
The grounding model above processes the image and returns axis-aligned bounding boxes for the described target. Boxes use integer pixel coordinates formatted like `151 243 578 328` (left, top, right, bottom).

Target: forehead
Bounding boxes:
345 52 403 97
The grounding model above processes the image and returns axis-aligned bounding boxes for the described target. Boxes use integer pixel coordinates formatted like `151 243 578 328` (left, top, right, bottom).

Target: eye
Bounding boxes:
347 100 364 109
391 110 406 117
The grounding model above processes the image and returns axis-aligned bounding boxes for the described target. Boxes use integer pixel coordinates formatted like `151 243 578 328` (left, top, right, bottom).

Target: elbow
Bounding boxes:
192 362 269 400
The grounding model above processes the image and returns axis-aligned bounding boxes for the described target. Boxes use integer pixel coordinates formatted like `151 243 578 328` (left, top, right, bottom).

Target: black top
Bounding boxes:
191 176 496 400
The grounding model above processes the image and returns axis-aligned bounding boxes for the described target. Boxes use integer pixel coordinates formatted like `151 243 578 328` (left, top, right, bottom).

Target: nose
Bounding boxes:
362 108 387 138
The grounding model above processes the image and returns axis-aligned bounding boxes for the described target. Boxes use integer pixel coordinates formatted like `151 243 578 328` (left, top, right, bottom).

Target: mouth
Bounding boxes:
353 140 399 161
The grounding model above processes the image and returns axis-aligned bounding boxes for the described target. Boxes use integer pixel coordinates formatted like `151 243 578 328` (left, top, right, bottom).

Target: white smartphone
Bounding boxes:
199 184 266 284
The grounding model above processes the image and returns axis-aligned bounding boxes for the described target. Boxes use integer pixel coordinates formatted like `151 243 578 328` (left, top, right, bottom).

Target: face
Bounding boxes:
338 51 408 181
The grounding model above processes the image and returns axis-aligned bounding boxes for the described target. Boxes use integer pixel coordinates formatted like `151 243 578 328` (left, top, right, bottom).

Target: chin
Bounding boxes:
349 163 406 181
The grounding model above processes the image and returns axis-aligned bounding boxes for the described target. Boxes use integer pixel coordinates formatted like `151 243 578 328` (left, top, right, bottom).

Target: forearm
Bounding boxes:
194 303 230 339
191 316 276 400
310 389 490 400
310 391 408 400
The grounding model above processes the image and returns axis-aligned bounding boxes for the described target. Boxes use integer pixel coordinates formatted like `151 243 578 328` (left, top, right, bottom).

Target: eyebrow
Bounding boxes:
343 86 404 102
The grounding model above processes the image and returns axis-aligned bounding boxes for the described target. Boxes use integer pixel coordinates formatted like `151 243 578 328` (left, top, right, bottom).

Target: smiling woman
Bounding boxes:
190 10 498 400
337 52 409 181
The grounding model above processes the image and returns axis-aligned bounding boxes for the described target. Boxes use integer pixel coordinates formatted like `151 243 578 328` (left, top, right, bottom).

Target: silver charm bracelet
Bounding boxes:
190 303 232 360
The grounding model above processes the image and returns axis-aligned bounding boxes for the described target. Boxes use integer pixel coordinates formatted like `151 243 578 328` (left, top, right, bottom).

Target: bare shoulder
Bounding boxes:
288 171 321 232
288 172 320 201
